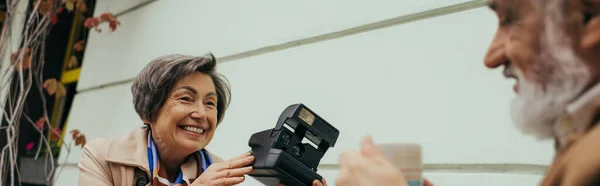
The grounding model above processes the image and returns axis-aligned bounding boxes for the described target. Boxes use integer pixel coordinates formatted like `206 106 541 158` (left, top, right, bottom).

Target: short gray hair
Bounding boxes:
131 53 231 124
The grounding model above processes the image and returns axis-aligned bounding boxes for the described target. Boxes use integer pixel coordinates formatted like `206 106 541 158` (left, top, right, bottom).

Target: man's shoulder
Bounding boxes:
541 123 600 186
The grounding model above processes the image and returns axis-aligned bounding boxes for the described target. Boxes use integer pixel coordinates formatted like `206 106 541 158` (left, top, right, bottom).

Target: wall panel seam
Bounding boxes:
216 0 487 63
113 0 158 18
78 0 487 93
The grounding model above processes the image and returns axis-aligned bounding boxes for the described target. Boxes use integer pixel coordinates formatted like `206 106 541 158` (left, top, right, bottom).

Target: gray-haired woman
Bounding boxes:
77 53 327 186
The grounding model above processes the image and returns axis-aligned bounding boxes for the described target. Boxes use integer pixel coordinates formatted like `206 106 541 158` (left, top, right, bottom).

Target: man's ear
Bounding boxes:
581 0 600 49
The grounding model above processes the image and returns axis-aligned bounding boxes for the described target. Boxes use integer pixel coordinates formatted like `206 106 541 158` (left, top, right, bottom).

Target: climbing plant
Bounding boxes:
0 0 120 184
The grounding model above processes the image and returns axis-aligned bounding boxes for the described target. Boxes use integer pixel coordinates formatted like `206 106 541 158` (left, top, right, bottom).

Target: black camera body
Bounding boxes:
248 104 340 186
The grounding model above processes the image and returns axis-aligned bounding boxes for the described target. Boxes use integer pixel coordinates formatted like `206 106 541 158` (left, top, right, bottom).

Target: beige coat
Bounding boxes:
77 126 224 186
541 83 600 186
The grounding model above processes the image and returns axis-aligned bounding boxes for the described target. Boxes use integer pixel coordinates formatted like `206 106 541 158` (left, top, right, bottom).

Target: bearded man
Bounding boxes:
334 0 600 185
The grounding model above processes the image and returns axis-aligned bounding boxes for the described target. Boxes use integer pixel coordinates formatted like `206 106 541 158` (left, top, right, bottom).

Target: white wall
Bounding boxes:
55 0 555 185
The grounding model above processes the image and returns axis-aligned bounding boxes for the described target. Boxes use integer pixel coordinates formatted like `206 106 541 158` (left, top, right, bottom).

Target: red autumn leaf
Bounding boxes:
51 7 63 25
98 13 116 22
36 0 53 16
68 56 78 68
75 135 86 147
108 20 120 32
35 117 46 129
42 78 67 97
83 17 99 27
73 40 85 52
36 0 62 25
42 79 57 95
99 13 121 32
10 48 32 71
84 13 120 33
50 127 61 141
70 129 86 148
84 17 101 32
70 129 80 140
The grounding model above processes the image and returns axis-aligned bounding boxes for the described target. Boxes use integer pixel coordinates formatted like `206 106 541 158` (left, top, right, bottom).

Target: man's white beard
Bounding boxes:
509 29 591 140
510 71 587 140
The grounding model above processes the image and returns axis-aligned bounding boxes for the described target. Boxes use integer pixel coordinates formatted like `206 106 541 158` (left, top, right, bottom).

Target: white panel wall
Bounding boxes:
54 0 554 185
77 0 474 91
208 7 555 165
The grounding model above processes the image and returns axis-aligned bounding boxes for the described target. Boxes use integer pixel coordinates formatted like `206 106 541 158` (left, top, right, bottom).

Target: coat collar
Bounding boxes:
104 126 200 181
554 82 600 148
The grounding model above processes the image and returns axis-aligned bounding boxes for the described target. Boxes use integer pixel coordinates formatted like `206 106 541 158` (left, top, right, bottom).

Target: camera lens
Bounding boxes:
281 133 290 145
293 144 305 157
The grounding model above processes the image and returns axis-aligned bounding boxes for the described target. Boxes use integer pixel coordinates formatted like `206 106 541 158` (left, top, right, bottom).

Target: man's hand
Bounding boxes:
278 179 328 186
335 136 434 186
191 151 254 186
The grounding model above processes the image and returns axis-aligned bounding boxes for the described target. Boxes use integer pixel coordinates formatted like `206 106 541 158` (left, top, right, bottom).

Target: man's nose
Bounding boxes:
484 33 509 68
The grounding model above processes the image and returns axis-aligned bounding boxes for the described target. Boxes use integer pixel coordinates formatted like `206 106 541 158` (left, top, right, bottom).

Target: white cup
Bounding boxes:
377 143 423 186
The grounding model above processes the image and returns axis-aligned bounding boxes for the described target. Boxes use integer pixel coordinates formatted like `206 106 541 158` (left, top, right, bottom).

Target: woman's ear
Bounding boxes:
581 0 600 49
141 117 151 125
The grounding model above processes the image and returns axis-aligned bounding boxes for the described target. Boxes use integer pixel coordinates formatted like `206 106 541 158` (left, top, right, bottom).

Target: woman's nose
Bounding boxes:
190 106 207 120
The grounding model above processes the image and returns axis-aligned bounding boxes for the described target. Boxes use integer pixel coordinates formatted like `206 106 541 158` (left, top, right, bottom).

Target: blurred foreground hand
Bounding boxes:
335 136 434 186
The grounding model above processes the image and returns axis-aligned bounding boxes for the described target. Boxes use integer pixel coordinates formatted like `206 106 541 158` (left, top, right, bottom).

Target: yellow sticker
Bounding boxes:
298 108 315 126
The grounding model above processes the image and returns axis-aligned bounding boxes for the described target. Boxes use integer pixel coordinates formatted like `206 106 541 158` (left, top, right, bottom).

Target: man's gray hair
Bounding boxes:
131 53 231 124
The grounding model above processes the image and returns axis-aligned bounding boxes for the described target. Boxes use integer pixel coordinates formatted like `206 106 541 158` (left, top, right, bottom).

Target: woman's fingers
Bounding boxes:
194 152 255 186
213 166 253 178
192 153 255 186
229 151 252 161
312 180 324 186
213 155 255 171
213 176 246 186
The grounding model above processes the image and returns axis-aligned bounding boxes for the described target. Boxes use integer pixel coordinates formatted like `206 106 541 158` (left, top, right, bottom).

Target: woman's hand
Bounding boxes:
313 179 328 186
278 178 328 186
192 152 254 186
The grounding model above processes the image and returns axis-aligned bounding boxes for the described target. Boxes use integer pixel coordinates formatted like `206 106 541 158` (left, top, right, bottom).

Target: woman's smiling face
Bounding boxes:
150 71 219 154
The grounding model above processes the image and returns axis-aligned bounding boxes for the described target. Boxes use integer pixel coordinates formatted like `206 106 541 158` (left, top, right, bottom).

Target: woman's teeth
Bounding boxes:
183 126 204 134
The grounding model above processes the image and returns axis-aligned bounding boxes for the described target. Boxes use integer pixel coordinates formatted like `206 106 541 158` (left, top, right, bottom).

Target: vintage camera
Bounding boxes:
248 104 340 186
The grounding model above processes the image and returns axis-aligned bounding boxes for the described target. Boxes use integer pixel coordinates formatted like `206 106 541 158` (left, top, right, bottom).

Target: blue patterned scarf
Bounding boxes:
147 132 213 185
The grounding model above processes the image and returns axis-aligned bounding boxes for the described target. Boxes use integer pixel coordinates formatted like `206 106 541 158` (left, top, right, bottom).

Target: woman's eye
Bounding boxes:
180 97 193 102
206 101 216 107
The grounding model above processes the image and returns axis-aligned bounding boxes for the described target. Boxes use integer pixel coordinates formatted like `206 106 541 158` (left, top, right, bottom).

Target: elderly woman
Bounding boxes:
77 53 327 186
